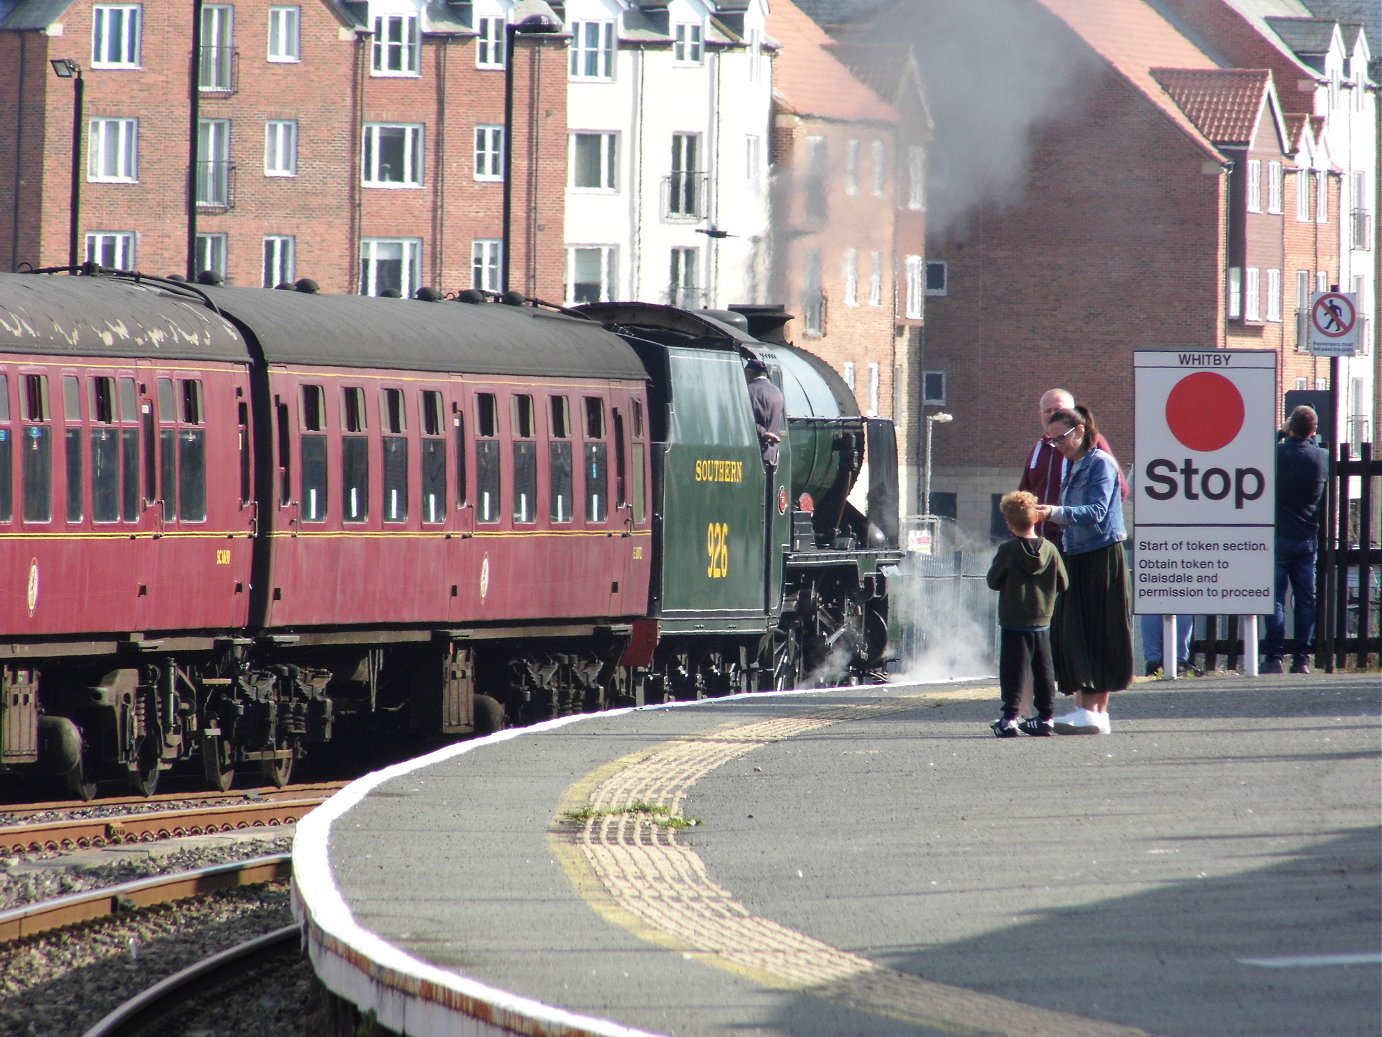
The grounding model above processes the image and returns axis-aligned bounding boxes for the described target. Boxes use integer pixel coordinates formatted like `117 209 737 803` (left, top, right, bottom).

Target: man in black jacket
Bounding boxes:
1263 406 1328 674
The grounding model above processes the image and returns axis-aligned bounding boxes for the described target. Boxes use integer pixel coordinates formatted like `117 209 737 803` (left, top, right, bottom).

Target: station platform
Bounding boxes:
292 673 1381 1037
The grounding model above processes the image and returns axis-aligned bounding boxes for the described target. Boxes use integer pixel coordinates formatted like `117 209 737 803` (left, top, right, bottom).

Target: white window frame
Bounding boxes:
195 232 227 280
1244 267 1260 322
1315 270 1328 293
1246 159 1261 213
845 138 859 196
268 6 300 62
263 235 294 287
1266 268 1281 322
907 146 924 210
472 239 501 292
1315 170 1327 223
673 22 702 65
569 132 616 191
842 248 858 307
474 125 504 181
1296 167 1311 222
745 135 760 181
871 139 885 197
1227 266 1242 319
566 245 618 305
264 120 297 177
199 4 234 91
372 14 420 76
803 249 823 336
1267 161 1283 214
669 246 698 308
747 28 762 83
476 16 505 69
360 237 422 297
362 123 424 187
85 230 135 269
867 363 880 417
196 118 231 207
904 254 922 319
869 251 882 308
88 117 137 182
92 4 141 68
569 20 614 80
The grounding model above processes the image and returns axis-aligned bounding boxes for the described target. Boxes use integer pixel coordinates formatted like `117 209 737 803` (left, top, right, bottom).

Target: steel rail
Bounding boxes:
0 781 348 820
0 797 327 854
0 853 291 944
78 924 300 1037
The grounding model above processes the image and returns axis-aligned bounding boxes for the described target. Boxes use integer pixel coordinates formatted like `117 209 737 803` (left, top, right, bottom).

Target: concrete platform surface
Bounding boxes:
292 673 1382 1037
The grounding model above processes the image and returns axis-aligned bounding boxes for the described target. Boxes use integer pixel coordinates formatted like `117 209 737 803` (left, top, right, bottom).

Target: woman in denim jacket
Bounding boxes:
1034 406 1133 734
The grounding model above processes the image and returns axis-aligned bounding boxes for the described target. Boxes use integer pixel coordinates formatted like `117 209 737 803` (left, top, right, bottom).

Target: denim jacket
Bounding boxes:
1050 447 1126 555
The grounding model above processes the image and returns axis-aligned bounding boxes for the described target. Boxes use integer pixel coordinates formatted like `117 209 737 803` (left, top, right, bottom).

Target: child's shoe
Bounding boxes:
1017 715 1054 736
990 716 1020 738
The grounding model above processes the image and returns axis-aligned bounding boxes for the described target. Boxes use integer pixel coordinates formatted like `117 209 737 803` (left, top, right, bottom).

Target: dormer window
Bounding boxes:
373 13 419 75
673 22 702 65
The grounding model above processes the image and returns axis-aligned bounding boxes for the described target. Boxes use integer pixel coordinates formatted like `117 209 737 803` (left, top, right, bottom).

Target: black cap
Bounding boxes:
745 357 768 373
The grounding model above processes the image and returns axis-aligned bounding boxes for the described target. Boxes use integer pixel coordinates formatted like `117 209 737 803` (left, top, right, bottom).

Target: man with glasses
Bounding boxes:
1019 388 1127 543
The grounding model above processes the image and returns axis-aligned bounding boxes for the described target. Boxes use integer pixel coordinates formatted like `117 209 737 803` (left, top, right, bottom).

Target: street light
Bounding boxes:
500 0 562 294
923 411 953 519
50 59 84 268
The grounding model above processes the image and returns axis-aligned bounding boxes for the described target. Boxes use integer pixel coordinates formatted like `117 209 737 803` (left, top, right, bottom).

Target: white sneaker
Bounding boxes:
1053 707 1103 735
1093 711 1111 734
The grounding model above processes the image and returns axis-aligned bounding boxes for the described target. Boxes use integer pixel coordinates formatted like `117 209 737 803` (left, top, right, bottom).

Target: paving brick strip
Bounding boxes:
554 702 1153 1037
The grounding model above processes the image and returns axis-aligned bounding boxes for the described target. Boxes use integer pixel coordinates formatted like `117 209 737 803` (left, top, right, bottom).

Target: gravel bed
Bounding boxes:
0 882 301 1036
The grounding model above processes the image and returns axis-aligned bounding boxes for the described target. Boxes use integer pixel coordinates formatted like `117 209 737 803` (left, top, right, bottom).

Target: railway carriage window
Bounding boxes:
300 384 327 522
92 376 120 522
178 380 206 522
512 394 536 524
583 397 607 523
452 407 467 508
157 379 177 519
381 387 408 522
119 378 139 520
549 396 573 524
21 374 52 523
613 410 627 510
631 400 646 524
475 393 500 524
342 386 369 523
64 376 84 523
275 400 292 506
420 390 445 524
0 374 11 522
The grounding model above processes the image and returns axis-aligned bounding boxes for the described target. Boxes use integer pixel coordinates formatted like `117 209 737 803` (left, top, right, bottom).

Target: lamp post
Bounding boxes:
500 0 562 295
923 412 953 518
50 59 84 268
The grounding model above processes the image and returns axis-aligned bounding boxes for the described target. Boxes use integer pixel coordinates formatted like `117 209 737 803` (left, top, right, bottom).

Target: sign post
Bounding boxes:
1133 351 1277 676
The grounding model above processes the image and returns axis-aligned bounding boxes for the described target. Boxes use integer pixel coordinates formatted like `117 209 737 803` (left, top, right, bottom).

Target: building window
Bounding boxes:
669 247 698 308
263 235 294 287
476 16 505 69
1246 159 1261 212
360 238 421 297
747 28 762 82
92 4 141 68
673 22 702 64
1297 168 1311 222
867 363 880 417
1227 266 1241 319
569 20 614 79
745 135 760 181
1295 269 1310 346
925 260 947 295
904 255 922 319
1244 267 1260 321
268 6 300 61
845 138 860 196
199 4 234 91
843 248 858 307
1351 171 1371 250
194 233 227 280
570 132 616 190
88 118 137 182
372 14 419 75
803 249 823 336
362 124 423 187
842 362 855 390
474 125 503 181
85 231 135 269
869 251 882 308
1315 170 1327 223
1266 268 1281 322
923 371 946 405
871 139 885 197
805 136 827 222
196 119 232 207
567 246 617 304
1315 270 1327 293
264 120 297 176
1267 161 1283 214
907 146 924 210
667 133 702 218
472 239 500 292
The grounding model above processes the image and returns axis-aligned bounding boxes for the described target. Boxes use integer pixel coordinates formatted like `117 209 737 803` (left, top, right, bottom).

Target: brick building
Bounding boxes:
0 0 569 298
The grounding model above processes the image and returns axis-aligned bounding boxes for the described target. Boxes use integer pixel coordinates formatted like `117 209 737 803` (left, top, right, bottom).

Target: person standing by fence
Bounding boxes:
1263 405 1328 674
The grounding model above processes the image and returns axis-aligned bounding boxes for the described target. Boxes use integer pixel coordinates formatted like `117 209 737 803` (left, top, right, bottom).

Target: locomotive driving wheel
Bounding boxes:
770 626 803 692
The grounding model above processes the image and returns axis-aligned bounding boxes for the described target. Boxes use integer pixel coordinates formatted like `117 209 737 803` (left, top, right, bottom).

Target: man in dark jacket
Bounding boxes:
745 357 785 470
1263 405 1328 674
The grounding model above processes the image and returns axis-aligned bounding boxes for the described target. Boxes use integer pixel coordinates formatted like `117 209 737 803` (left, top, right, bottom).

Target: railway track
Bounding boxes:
0 786 339 854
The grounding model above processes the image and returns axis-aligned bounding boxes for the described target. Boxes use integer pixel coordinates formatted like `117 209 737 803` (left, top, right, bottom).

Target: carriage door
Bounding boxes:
446 382 477 623
610 395 646 614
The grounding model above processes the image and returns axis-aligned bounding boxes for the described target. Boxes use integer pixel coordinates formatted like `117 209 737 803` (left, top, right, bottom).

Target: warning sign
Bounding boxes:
1309 292 1358 356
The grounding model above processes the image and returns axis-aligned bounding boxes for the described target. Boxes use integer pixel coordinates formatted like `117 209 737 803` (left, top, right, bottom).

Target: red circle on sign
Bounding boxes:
1165 372 1244 451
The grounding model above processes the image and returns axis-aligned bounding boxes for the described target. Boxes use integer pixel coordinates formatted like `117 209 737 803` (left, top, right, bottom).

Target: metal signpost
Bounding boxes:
1133 350 1277 677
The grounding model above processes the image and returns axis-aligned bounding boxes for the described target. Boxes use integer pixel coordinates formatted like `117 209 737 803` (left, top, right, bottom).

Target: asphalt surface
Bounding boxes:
309 672 1382 1037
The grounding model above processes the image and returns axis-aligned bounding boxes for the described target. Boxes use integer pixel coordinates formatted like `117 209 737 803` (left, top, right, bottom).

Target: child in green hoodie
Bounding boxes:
986 491 1068 737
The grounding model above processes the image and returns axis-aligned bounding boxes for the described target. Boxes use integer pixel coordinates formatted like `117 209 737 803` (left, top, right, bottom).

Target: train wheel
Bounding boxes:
65 756 98 802
128 755 160 797
473 694 505 736
261 743 294 788
771 628 802 692
201 731 235 792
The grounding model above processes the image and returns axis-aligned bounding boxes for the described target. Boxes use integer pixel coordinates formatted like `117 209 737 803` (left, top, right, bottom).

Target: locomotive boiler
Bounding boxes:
0 269 903 799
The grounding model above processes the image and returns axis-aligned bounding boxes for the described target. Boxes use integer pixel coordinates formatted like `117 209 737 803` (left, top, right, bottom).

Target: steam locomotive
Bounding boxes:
0 269 903 799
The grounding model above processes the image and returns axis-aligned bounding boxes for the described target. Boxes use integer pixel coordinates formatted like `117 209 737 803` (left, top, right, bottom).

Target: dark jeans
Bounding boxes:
999 628 1055 719
1264 535 1317 663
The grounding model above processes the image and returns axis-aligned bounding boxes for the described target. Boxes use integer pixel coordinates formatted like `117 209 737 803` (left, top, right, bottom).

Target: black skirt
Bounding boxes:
1052 541 1134 695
